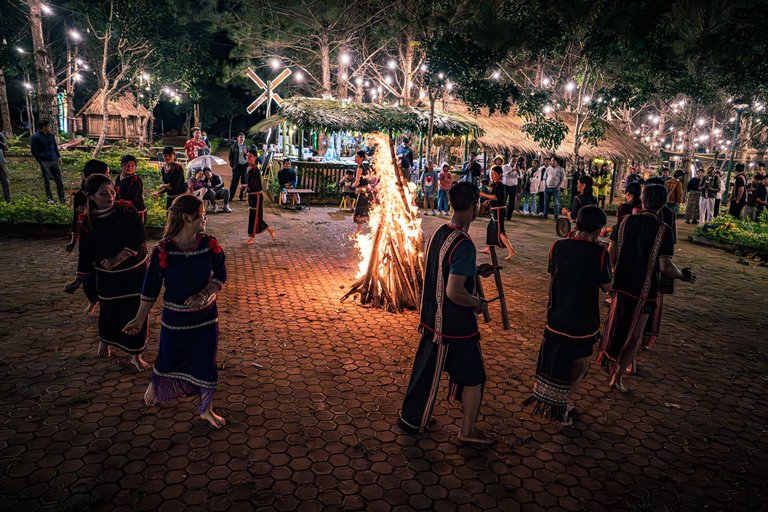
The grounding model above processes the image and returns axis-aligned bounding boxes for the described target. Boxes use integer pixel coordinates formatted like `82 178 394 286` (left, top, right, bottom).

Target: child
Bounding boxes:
114 155 147 223
339 169 356 210
420 162 438 215
437 163 453 214
153 146 187 208
524 206 612 424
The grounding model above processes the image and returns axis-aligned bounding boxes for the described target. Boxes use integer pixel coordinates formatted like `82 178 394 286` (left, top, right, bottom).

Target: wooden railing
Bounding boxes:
295 161 357 202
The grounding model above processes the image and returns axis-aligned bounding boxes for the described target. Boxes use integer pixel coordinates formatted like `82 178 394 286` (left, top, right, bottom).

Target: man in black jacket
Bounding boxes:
277 158 300 208
29 119 65 204
203 168 232 213
228 133 248 200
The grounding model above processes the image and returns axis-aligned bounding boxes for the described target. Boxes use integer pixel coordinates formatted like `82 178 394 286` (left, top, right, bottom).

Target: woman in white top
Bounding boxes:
714 169 726 217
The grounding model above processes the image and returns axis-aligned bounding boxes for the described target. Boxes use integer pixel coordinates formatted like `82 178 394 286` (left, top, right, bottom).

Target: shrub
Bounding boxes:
0 196 71 224
696 214 768 253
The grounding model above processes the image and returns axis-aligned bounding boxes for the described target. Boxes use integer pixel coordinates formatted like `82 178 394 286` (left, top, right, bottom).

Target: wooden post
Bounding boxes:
475 276 492 323
299 129 304 161
489 247 510 330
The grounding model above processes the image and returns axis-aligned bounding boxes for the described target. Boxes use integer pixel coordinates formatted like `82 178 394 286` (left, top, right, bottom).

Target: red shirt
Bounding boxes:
184 139 207 161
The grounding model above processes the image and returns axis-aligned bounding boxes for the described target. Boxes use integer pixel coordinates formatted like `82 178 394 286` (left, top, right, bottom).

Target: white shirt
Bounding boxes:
502 164 520 186
544 165 565 189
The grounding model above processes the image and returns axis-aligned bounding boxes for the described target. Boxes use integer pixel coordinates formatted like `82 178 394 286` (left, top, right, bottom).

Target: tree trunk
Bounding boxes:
92 86 110 158
425 92 437 164
680 105 697 175
0 69 13 136
28 0 58 133
320 34 331 97
228 116 234 141
148 117 155 143
336 47 349 100
193 103 200 128
572 65 591 165
401 30 415 106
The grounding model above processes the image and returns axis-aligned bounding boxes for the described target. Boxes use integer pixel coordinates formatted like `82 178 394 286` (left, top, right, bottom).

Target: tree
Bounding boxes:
0 69 13 136
27 0 58 132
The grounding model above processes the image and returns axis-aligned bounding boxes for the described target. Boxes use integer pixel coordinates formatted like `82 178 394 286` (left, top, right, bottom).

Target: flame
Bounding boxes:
353 133 423 283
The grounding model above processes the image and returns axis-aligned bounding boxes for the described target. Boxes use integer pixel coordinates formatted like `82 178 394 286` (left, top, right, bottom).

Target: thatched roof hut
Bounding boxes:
444 102 654 163
77 91 153 140
249 97 482 137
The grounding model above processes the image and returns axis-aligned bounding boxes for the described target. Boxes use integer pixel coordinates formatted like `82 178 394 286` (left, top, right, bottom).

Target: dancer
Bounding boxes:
64 159 110 314
479 166 515 260
64 174 150 370
564 175 597 222
399 182 494 445
352 150 371 232
123 195 227 428
596 184 695 392
242 149 276 244
115 154 147 223
524 206 612 424
153 146 187 208
617 182 642 222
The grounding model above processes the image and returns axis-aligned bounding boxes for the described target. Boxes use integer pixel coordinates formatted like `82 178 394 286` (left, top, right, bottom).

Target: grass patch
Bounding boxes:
695 213 768 253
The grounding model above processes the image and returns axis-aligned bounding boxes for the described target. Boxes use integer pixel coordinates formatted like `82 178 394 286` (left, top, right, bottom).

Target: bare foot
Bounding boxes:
458 428 497 446
97 341 111 358
505 250 516 260
480 247 491 254
244 236 255 245
144 382 157 406
129 354 151 371
609 380 630 393
201 408 226 428
267 227 276 241
84 302 99 315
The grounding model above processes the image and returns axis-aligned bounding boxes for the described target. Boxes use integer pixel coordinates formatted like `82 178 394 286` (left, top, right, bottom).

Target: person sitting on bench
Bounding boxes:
203 168 232 213
277 158 300 208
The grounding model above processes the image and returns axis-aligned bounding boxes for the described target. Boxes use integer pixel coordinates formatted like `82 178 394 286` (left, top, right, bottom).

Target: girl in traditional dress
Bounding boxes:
114 155 147 223
479 166 516 260
64 174 150 370
524 206 612 424
242 149 276 245
352 150 371 232
64 159 110 314
123 195 228 428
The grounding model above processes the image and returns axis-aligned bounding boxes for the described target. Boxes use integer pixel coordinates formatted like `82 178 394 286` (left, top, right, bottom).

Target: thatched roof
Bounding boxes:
78 91 153 119
444 103 654 162
248 97 482 137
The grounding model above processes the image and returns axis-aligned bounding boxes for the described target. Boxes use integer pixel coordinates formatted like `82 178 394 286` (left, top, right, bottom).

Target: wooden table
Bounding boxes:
283 188 315 209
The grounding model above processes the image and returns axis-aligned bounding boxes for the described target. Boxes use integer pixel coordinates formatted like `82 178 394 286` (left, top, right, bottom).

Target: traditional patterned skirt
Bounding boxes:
524 328 598 421
485 207 506 247
685 191 700 220
354 191 370 224
399 330 485 433
248 191 268 235
96 257 148 354
596 293 656 374
151 299 219 414
642 294 663 349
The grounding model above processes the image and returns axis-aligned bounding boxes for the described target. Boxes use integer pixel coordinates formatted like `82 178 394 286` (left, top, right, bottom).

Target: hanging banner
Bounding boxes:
56 92 68 133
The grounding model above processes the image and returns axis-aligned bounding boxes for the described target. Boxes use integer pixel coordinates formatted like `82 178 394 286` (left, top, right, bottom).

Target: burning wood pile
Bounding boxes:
342 132 424 312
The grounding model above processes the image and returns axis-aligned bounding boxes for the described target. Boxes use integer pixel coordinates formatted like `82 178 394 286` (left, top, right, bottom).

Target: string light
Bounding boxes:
340 53 351 65
445 81 453 91
269 58 280 70
564 81 576 91
23 82 33 90
696 118 705 126
69 29 81 41
543 104 553 114
420 64 427 72
294 70 304 82
387 59 397 70
384 75 392 84
15 46 25 53
341 72 348 80
437 72 444 80
583 95 591 104
40 4 52 14
354 77 363 86
541 77 551 87
492 70 501 80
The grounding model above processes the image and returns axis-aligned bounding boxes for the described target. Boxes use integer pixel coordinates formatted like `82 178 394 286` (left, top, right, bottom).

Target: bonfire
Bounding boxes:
341 132 424 312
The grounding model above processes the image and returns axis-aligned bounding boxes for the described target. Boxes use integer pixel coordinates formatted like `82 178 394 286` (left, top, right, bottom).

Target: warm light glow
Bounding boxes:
15 46 25 54
364 80 370 87
81 63 90 70
437 72 445 80
69 29 82 41
341 73 348 80
565 81 576 91
445 81 453 91
543 104 553 114
541 77 551 87
387 59 397 70
355 77 363 86
420 64 427 72
353 133 423 291
294 71 304 82
385 75 393 84
340 53 351 65
492 70 501 80
419 89 426 99
269 58 280 70
696 118 705 126
41 4 52 14
73 73 82 82
23 82 33 90
583 95 591 104
141 72 150 80
729 116 736 122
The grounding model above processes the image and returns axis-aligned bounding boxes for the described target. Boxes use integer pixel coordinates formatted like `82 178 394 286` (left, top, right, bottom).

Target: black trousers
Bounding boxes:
504 185 517 219
537 192 545 214
229 164 248 199
40 161 65 202
714 198 721 217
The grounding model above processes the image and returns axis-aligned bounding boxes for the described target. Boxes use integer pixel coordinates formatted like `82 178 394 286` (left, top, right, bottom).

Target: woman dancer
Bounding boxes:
242 149 276 244
479 166 516 260
64 159 110 314
123 195 227 428
153 146 187 208
352 150 371 232
64 174 150 370
524 206 612 424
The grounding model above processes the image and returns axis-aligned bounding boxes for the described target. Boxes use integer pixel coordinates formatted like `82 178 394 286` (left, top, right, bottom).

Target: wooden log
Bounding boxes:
475 276 491 323
489 247 510 330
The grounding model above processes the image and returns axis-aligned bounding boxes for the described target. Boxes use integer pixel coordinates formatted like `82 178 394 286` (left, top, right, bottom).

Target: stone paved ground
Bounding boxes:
0 196 766 512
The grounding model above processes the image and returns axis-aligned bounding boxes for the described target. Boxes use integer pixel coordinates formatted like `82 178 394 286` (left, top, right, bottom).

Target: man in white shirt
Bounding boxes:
502 156 521 220
543 157 565 220
522 159 539 215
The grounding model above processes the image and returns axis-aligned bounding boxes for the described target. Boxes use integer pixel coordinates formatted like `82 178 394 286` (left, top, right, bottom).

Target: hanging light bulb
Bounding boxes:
340 53 351 65
492 70 501 80
387 59 397 70
564 81 576 91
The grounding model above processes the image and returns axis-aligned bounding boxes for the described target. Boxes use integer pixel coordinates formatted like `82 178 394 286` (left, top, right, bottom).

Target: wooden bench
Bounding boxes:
280 188 315 209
